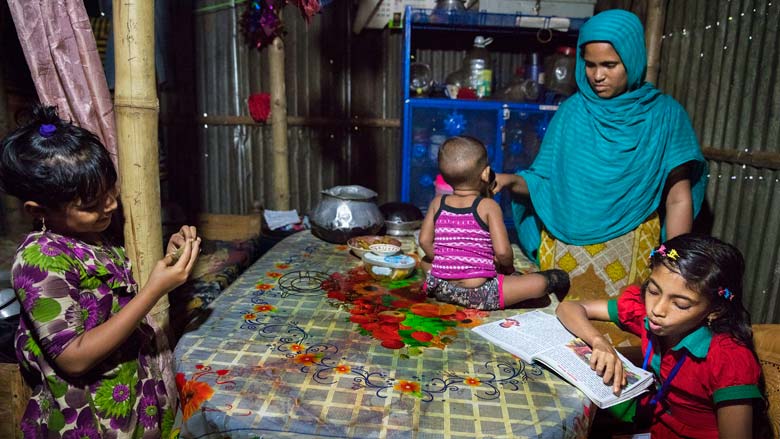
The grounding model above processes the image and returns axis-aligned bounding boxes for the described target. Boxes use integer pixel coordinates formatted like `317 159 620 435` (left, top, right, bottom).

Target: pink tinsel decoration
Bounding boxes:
241 0 321 50
292 0 320 22
248 93 272 123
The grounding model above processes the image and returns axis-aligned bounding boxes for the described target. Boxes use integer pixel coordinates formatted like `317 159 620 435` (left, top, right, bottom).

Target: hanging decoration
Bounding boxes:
248 93 272 122
240 1 283 50
292 0 322 21
240 0 323 50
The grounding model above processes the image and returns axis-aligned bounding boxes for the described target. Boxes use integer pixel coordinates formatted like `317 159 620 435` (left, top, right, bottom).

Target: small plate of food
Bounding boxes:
347 235 402 258
369 243 401 256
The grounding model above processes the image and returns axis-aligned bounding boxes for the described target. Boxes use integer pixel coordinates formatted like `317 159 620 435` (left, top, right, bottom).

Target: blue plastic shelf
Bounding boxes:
408 8 586 33
399 6 580 226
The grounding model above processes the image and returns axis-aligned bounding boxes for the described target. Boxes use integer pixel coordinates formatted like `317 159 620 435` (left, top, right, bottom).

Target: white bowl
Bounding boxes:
347 235 402 258
369 243 401 256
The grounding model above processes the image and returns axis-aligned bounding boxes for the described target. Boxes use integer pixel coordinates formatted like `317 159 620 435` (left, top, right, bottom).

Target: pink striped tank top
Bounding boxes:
430 195 496 279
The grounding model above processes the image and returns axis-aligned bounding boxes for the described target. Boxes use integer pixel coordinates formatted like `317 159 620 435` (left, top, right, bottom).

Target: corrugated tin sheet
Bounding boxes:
193 0 373 215
195 2 252 213
659 0 780 323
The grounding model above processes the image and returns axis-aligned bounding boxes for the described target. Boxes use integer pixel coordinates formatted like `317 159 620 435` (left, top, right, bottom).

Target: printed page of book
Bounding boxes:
472 311 577 362
535 341 653 408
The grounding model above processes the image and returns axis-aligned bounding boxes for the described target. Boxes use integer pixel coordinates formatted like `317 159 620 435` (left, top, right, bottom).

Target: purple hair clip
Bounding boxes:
718 287 734 301
39 124 56 138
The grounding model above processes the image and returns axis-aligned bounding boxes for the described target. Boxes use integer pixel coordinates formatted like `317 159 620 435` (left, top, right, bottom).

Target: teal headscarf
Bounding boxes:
513 9 707 259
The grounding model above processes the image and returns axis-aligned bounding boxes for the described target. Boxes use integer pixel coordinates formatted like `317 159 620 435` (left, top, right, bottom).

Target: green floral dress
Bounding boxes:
13 231 177 439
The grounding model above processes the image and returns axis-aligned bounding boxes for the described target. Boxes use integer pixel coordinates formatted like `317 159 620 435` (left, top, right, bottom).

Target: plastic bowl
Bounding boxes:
347 235 402 258
362 252 417 281
369 243 401 256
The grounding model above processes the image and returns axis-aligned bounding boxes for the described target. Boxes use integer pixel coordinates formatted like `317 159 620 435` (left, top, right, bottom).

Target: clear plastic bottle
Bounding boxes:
469 59 488 98
544 46 577 97
464 36 494 98
463 36 493 67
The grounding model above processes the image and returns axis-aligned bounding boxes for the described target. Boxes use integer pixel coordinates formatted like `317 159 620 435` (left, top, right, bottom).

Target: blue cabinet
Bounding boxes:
399 7 583 227
402 101 503 210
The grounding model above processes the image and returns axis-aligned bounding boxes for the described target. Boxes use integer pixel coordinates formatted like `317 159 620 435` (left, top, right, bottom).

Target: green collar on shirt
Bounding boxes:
644 317 713 359
607 299 712 359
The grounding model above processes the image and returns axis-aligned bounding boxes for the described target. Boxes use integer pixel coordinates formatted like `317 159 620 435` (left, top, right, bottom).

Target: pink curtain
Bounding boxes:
7 0 118 168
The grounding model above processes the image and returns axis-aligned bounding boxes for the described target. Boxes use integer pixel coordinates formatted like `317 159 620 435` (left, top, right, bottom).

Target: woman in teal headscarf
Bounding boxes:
495 9 707 341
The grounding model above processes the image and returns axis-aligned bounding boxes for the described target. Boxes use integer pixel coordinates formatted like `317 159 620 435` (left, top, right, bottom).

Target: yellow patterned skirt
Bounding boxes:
539 213 660 347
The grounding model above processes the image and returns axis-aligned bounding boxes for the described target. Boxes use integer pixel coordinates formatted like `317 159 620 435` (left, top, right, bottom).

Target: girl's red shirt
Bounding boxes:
607 285 762 438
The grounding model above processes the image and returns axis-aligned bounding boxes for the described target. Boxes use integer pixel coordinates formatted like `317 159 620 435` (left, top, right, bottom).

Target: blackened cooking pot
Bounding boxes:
380 202 424 236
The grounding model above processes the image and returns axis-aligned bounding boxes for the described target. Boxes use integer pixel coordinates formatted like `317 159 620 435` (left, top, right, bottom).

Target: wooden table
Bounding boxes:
174 231 594 438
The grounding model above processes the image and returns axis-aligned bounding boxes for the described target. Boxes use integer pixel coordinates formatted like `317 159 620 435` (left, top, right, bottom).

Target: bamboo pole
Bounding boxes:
269 36 290 210
644 0 666 84
112 1 168 332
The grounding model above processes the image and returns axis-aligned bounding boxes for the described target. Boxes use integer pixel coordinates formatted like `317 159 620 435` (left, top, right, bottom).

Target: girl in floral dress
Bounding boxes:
0 105 202 438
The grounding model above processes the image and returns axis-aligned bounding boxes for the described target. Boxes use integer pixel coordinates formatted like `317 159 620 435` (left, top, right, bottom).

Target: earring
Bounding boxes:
40 217 46 233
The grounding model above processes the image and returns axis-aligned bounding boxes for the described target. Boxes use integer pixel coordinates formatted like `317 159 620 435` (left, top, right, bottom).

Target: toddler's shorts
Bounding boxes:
423 272 504 310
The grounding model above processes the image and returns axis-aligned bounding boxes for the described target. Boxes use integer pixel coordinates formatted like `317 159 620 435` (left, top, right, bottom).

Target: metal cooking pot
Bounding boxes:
310 185 385 244
380 202 424 236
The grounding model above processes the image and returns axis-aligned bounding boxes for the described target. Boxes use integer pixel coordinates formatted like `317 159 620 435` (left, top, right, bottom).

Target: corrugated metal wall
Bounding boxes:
657 0 780 323
192 0 399 215
188 0 780 323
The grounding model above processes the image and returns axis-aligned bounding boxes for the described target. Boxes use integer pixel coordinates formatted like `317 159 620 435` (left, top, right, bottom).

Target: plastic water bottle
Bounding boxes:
464 36 494 98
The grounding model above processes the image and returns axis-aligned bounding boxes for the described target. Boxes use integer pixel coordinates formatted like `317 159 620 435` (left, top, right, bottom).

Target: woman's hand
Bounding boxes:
590 335 627 395
492 173 529 197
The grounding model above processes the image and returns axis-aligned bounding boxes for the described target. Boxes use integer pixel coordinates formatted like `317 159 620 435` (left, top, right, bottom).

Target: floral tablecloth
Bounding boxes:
169 235 284 341
173 231 594 438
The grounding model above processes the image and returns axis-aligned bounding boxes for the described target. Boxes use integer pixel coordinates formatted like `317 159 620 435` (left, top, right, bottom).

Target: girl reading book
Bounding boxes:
556 234 769 438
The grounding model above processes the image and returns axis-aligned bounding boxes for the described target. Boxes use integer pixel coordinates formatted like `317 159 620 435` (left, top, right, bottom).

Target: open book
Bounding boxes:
473 310 654 409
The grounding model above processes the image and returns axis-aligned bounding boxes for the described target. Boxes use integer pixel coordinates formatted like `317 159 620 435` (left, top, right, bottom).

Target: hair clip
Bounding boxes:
718 287 734 301
649 245 681 261
39 124 56 138
650 244 666 259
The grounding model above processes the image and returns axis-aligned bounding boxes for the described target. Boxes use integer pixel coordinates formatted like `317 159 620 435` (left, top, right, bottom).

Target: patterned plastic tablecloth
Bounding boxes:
174 231 594 438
